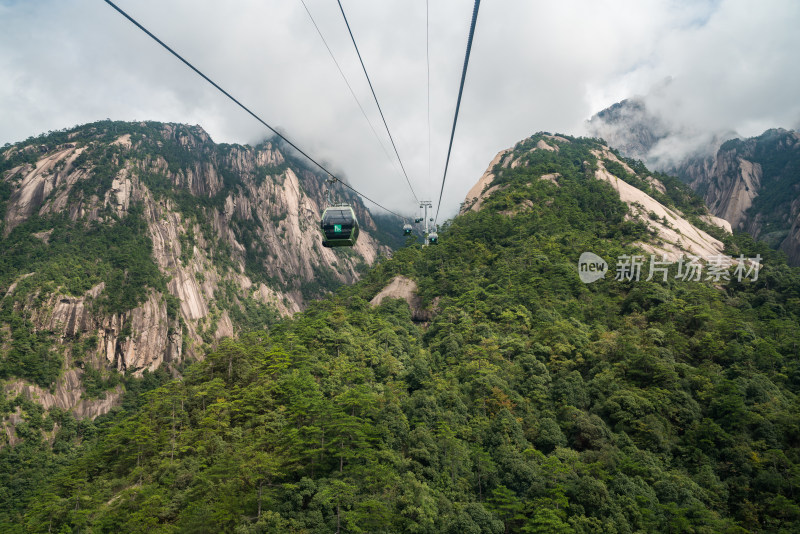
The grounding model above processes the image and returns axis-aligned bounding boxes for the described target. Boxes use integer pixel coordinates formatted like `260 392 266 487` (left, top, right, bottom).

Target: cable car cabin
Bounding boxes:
321 205 360 247
403 223 413 236
428 232 439 244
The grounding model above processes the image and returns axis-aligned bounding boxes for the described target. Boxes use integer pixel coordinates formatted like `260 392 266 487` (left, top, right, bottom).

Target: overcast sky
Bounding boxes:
2 0 799 219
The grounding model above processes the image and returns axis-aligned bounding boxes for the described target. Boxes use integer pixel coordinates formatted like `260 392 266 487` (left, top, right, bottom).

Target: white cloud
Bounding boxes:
2 0 798 219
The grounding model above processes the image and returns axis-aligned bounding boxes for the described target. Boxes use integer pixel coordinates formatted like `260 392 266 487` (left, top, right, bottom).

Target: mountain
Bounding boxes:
462 133 731 260
585 98 670 162
4 131 799 532
0 121 398 423
679 129 800 263
585 97 737 174
588 99 800 265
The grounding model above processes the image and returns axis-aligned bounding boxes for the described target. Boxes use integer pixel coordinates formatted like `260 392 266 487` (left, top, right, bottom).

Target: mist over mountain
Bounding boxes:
586 95 737 173
589 98 800 265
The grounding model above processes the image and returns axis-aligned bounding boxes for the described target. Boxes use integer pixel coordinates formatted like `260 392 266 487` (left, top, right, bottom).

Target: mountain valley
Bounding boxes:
2 128 798 532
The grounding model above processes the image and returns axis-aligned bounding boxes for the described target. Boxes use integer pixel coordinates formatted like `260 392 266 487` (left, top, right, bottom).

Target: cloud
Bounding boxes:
586 0 800 168
2 0 799 219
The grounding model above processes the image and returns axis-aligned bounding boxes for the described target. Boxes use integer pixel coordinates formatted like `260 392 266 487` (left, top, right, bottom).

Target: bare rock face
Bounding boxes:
99 293 176 373
461 135 730 261
370 275 433 322
46 284 102 337
462 149 511 213
0 121 396 423
592 151 726 260
589 100 800 265
684 149 762 231
3 369 123 422
678 129 800 263
4 146 87 234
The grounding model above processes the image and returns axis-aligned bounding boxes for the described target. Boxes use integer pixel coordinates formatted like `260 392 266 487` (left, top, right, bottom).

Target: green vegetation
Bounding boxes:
80 364 121 399
0 368 175 527
0 203 164 388
747 129 800 238
0 313 62 388
0 205 165 316
2 133 798 532
69 143 125 199
214 280 280 334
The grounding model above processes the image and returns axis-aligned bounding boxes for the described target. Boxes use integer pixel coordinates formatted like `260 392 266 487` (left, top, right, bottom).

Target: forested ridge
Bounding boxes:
2 133 800 533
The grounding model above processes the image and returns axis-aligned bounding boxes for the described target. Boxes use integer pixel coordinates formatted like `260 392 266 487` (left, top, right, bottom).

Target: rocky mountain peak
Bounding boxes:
588 99 800 265
0 120 399 422
462 132 729 261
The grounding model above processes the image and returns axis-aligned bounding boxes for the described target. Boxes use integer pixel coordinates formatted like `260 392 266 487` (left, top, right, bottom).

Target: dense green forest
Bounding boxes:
0 206 165 388
2 133 800 532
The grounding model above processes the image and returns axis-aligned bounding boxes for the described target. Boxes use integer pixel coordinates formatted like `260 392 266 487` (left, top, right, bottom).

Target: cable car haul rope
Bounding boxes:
336 0 419 205
434 0 481 225
103 0 403 218
104 0 482 247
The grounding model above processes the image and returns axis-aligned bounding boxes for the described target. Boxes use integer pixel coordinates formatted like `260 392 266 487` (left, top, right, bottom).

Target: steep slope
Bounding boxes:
588 100 800 265
7 132 800 533
0 121 397 422
679 129 800 260
463 133 730 259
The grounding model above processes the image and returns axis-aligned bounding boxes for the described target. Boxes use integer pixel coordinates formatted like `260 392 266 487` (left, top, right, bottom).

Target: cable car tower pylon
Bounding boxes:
416 200 433 245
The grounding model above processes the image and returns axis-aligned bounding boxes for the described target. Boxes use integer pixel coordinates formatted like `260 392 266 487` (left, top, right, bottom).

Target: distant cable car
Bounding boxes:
321 205 359 247
403 223 413 236
428 231 438 244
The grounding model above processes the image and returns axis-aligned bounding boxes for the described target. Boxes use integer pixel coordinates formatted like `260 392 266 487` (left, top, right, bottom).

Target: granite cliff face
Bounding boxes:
589 99 800 265
679 130 800 260
462 134 729 261
0 121 396 428
679 142 762 230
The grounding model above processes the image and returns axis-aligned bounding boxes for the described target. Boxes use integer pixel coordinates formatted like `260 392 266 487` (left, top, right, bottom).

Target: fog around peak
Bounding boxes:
2 0 799 218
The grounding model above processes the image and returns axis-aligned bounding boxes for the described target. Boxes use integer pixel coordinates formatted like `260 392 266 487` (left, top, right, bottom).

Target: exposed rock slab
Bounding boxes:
370 275 432 321
463 149 510 212
594 155 726 260
3 369 123 421
3 145 84 234
697 155 762 230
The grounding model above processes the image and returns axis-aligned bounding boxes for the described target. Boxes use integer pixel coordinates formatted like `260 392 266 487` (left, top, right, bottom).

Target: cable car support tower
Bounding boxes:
416 200 433 245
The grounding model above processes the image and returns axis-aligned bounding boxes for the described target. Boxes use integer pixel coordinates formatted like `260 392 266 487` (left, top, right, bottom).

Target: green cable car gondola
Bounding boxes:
321 205 359 247
428 231 438 244
403 223 413 236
